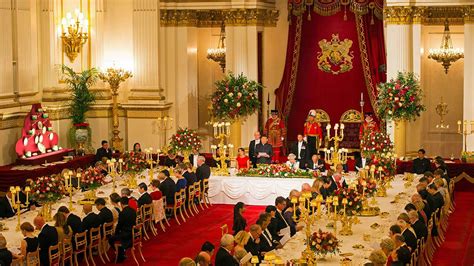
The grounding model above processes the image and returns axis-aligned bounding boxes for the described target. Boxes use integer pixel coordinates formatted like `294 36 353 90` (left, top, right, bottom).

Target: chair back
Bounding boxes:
194 182 201 198
62 239 73 261
48 243 61 266
26 249 40 266
89 226 102 247
102 221 115 240
203 179 209 193
132 223 144 247
152 198 165 222
174 190 184 208
74 231 88 252
187 184 195 202
11 257 22 266
180 188 186 203
142 203 154 221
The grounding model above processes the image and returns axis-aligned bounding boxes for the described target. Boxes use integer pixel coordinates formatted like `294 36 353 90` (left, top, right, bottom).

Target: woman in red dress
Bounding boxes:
236 148 250 169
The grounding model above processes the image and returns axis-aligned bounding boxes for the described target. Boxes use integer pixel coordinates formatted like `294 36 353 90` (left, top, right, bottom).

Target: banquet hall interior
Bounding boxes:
0 0 473 265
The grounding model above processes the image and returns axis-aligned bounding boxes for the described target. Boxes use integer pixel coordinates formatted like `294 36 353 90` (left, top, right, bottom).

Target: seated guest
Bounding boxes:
408 210 427 240
34 215 59 266
95 198 114 225
334 163 346 175
416 184 435 218
367 249 387 266
245 224 262 259
196 156 211 183
164 152 179 167
411 194 428 225
132 142 142 153
379 238 395 266
201 241 215 258
329 172 348 192
427 183 444 211
236 148 250 170
232 202 247 235
283 201 303 237
159 170 176 204
388 224 402 241
195 251 211 266
95 140 113 162
0 235 12 266
311 179 322 198
391 235 411 266
175 166 188 192
265 205 279 241
320 177 333 199
355 152 371 172
179 257 196 266
413 149 431 174
255 135 273 164
0 191 16 218
233 231 250 258
307 154 325 171
274 196 290 240
404 203 425 225
257 212 280 252
189 149 200 168
434 176 448 197
285 153 300 170
57 206 83 234
18 222 39 259
109 197 137 263
149 179 162 200
82 204 101 232
434 156 448 177
249 131 261 168
53 212 72 245
290 134 308 167
397 213 418 252
121 188 138 211
183 163 197 186
215 234 239 266
109 193 122 220
137 182 152 207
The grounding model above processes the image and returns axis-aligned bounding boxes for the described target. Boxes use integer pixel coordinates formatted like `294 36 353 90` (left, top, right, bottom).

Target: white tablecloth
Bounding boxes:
208 175 315 206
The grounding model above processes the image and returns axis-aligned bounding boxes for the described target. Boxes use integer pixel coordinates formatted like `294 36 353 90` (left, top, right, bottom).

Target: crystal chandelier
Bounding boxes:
428 19 464 74
207 23 226 72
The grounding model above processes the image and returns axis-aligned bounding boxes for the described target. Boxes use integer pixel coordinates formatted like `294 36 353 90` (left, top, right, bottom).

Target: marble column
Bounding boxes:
464 18 474 150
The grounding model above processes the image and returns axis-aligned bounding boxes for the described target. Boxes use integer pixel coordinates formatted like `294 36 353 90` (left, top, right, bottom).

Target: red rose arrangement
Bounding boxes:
81 166 105 190
360 131 393 159
30 175 65 203
237 164 318 178
170 127 202 153
121 151 147 174
333 187 363 215
356 177 377 197
310 229 340 256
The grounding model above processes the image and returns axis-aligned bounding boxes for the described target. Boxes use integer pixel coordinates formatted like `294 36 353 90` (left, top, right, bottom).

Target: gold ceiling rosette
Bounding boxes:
288 0 383 21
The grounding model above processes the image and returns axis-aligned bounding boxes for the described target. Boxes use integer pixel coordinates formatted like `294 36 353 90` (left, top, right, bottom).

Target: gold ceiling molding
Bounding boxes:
160 8 279 27
384 5 474 25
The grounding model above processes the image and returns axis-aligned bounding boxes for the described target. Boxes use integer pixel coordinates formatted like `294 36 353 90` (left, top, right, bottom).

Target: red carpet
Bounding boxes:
99 204 265 266
432 191 474 266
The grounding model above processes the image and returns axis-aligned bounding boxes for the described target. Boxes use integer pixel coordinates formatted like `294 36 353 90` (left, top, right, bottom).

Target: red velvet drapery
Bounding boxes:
275 7 386 144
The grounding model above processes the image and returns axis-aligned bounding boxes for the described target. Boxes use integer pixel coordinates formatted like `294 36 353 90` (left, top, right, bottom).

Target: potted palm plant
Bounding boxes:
61 65 98 153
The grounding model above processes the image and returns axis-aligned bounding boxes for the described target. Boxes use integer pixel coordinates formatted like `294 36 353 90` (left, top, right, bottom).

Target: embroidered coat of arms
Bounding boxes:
317 34 354 75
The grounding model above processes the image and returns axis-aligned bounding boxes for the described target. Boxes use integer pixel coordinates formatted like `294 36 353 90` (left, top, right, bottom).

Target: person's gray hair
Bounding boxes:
220 234 234 247
288 153 296 160
379 238 395 252
249 224 261 233
198 155 206 162
408 210 418 220
121 188 131 196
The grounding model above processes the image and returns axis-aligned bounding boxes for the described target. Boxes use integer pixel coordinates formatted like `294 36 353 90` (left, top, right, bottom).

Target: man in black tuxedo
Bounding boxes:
397 213 418 252
255 136 273 165
274 196 290 241
290 134 308 168
248 131 261 168
196 156 211 182
95 198 114 225
109 197 137 263
320 177 333 199
408 210 427 240
58 206 83 234
355 152 371 172
0 192 16 218
413 149 431 174
245 224 262 259
95 140 113 163
158 170 176 204
215 234 239 266
427 183 444 211
307 154 326 171
137 182 152 207
34 215 58 266
82 204 101 232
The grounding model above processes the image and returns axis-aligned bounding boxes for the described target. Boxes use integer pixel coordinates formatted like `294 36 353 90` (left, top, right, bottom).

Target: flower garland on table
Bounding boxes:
81 166 106 190
310 229 340 256
30 175 65 203
121 151 147 174
376 71 426 122
210 72 262 121
236 164 319 178
333 187 363 215
169 127 202 152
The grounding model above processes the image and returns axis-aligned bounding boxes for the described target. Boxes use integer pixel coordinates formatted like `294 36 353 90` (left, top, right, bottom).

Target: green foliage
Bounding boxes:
376 72 426 122
210 72 262 121
61 65 99 124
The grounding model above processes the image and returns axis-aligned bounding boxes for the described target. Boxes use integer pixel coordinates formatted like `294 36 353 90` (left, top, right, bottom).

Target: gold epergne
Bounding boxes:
339 198 360 236
357 168 380 217
144 148 158 182
63 171 76 211
323 123 348 170
107 158 123 193
210 122 233 176
10 186 23 231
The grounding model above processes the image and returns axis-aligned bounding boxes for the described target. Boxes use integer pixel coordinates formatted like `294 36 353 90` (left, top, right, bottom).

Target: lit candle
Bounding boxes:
25 186 30 205
361 92 364 102
77 173 81 189
15 186 20 203
326 124 331 136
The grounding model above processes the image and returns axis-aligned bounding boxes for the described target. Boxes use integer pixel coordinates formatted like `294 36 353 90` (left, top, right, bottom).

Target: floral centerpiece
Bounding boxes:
80 166 105 190
210 72 262 121
121 151 147 174
170 127 202 152
333 187 363 215
371 153 397 180
237 164 319 178
361 131 394 159
356 178 377 197
310 229 340 256
30 175 65 203
376 71 426 121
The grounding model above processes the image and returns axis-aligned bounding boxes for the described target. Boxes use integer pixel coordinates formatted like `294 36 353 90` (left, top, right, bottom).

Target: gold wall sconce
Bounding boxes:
61 9 88 62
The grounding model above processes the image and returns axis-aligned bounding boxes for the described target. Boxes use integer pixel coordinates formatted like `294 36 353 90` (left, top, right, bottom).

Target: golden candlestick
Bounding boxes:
332 196 339 237
24 186 30 206
457 120 474 153
11 186 21 231
156 115 173 147
211 122 233 176
291 193 319 265
99 67 133 152
65 174 75 211
323 123 347 169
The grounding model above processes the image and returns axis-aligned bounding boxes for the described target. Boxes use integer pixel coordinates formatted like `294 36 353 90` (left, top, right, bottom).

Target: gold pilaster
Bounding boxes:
394 120 407 156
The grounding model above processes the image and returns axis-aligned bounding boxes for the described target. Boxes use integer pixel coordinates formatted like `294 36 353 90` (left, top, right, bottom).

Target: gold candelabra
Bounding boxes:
99 67 133 152
64 171 77 211
156 115 173 148
144 148 157 182
211 122 233 175
355 171 380 216
10 186 23 231
435 97 449 129
60 9 88 62
107 158 123 193
323 123 347 168
457 120 474 152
